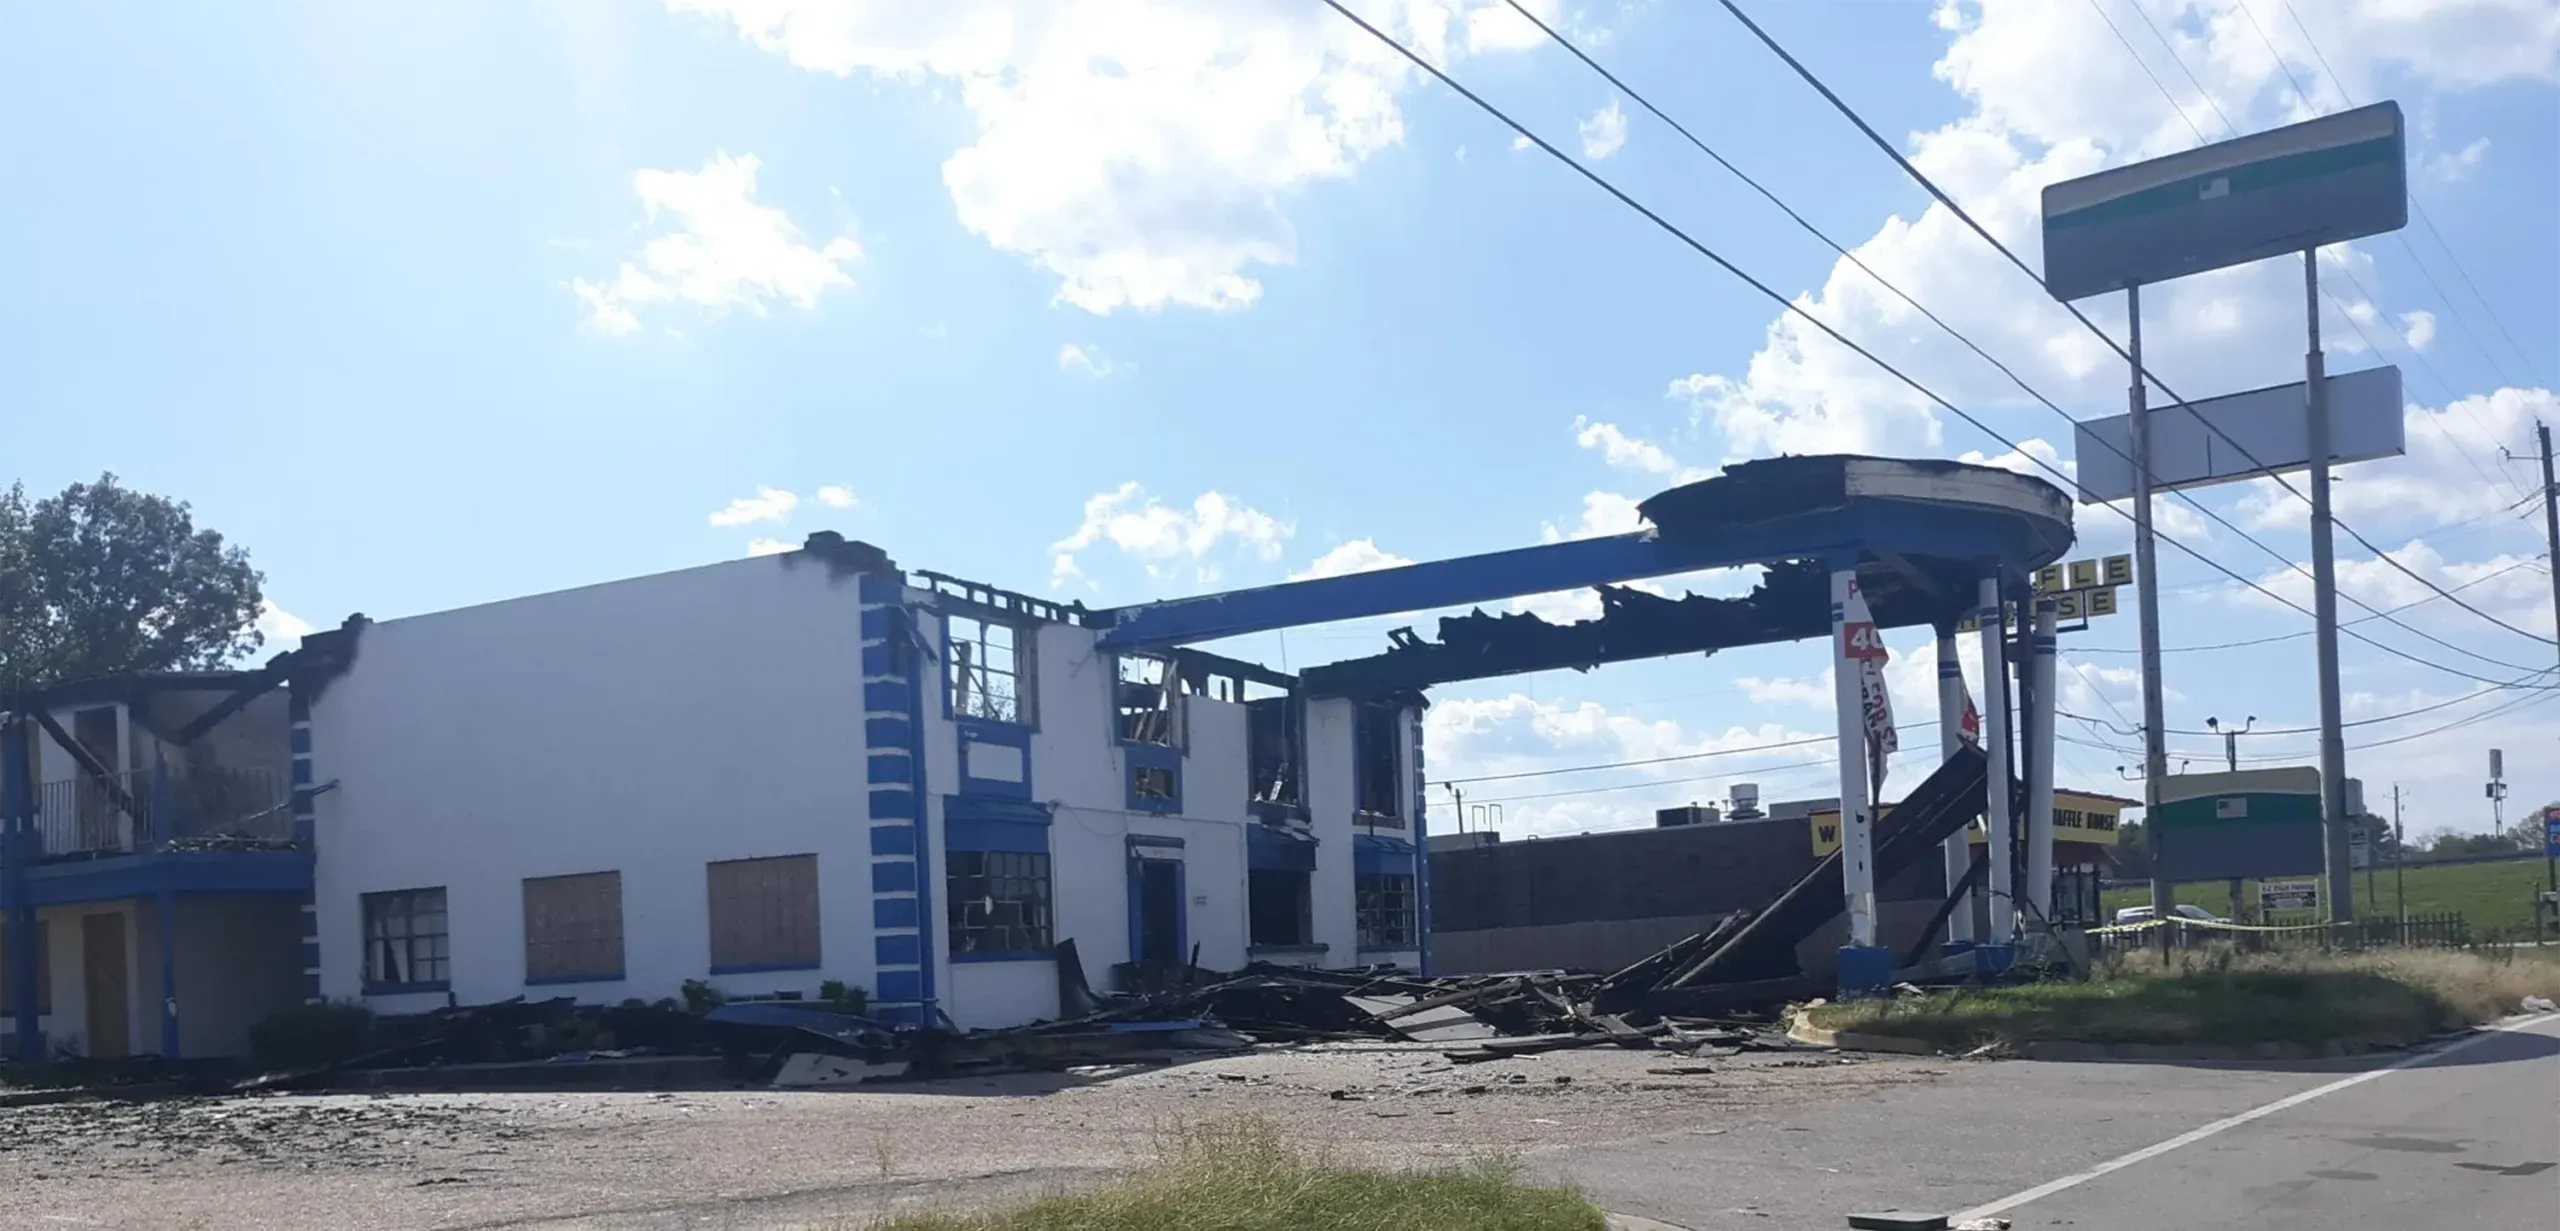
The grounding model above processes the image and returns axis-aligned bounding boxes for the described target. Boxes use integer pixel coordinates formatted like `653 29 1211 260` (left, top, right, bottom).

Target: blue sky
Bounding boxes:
7 1 2557 842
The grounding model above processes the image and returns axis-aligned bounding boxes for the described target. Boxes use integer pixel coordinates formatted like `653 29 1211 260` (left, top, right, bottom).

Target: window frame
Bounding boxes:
1353 699 1404 824
946 848 1054 960
945 610 1036 727
705 854 822 974
1355 870 1418 952
1247 867 1316 950
522 870 626 986
1113 653 1187 749
361 887 451 993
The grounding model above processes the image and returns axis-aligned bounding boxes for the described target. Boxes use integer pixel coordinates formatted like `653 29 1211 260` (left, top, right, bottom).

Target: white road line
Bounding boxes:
1952 1012 2559 1223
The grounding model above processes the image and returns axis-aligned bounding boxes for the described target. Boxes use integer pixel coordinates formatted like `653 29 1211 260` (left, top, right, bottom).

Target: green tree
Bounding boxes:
0 473 265 689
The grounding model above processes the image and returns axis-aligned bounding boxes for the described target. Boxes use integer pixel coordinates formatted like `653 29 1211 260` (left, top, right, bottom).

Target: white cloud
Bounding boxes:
1573 416 1713 483
2236 386 2559 533
1289 538 1415 580
2422 135 2491 184
1424 692 1848 837
2399 309 2437 351
256 600 316 648
1050 482 1293 588
1539 490 1645 543
708 486 799 527
1578 98 1627 160
1511 133 1533 152
1737 671 1833 707
574 153 860 334
816 484 858 509
1666 1 2558 470
670 0 1557 314
2240 539 2552 633
1057 343 1116 377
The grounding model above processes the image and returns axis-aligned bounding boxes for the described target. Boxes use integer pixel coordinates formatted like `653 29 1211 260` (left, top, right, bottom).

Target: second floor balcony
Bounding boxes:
25 765 296 860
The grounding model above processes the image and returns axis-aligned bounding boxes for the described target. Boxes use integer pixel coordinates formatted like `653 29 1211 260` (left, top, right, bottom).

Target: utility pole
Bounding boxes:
2129 284 2175 955
2538 422 2560 931
2390 784 2405 930
2305 251 2355 926
1444 783 1465 836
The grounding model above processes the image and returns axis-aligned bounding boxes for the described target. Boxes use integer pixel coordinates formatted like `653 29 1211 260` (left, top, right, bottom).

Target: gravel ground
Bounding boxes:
0 1044 1947 1229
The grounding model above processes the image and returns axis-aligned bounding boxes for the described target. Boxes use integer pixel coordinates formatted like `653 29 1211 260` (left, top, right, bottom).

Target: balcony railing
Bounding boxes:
24 766 296 859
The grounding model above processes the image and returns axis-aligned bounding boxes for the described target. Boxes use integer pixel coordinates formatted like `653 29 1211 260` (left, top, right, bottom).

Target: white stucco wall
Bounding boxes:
1303 698 1359 963
10 901 145 1059
312 553 878 1011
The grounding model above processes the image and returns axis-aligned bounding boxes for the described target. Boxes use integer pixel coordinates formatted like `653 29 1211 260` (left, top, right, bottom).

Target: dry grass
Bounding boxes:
1807 946 2560 1051
866 1118 1606 1231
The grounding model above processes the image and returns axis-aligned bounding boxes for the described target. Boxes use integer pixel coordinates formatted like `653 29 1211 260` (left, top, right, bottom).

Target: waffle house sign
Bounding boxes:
1811 789 2129 856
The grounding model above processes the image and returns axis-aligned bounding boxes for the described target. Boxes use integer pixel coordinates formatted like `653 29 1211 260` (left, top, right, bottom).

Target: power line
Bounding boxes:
2063 661 2560 739
2065 553 2545 656
1484 0 2554 683
1438 727 1898 786
2262 0 2542 385
1711 0 2560 648
1333 0 2551 695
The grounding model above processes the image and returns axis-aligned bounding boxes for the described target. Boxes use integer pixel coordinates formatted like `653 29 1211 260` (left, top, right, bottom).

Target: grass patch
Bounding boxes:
2101 857 2555 937
1807 947 2560 1052
870 1119 1606 1231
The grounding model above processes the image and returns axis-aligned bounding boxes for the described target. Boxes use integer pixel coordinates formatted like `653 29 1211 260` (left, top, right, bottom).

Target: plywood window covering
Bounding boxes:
523 871 625 983
362 888 450 988
0 920 52 1013
706 855 821 970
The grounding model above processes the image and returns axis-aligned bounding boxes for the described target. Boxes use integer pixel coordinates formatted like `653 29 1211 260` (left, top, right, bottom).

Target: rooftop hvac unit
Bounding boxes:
1655 804 1722 828
1728 782 1763 820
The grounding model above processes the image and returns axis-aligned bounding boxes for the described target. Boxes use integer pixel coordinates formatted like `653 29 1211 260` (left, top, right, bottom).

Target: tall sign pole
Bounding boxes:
2130 285 2174 944
2538 421 2559 666
2305 251 2356 924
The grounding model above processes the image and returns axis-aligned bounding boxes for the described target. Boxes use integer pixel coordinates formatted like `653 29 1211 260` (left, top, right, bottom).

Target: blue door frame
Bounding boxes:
1126 855 1186 967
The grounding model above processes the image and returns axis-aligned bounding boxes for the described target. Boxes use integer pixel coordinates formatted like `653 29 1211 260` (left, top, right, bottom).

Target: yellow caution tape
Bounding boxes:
2086 916 2340 937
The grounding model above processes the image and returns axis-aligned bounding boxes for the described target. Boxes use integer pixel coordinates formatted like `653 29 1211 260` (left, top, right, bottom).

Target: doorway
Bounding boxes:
1129 858 1185 968
81 912 129 1059
72 707 123 850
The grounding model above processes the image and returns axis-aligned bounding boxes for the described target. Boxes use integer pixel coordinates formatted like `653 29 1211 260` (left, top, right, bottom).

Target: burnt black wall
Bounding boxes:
1430 819 1950 933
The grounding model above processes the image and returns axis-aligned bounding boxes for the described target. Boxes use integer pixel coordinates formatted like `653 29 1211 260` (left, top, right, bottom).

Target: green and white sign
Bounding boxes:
2151 768 2326 882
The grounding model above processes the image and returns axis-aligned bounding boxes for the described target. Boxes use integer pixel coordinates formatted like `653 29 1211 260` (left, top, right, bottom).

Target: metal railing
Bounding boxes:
23 766 295 858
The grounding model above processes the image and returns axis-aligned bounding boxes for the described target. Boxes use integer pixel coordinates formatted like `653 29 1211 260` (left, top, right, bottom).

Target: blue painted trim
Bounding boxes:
857 576 905 604
947 815 1049 854
955 718 1034 801
301 972 322 1000
873 897 919 929
869 789 918 820
1247 826 1318 872
870 824 916 857
291 759 313 786
866 754 914 785
364 980 452 996
860 608 894 639
1354 834 1416 875
524 973 627 986
946 795 1052 825
876 968 924 1001
861 643 897 678
708 961 821 976
1125 853 1186 967
3 719 39 1057
871 861 917 893
290 727 312 755
300 939 321 968
1126 833 1185 850
874 933 921 966
1123 741 1184 814
1409 705 1432 975
19 851 314 905
949 952 1054 965
862 681 907 714
870 1003 925 1025
866 717 915 749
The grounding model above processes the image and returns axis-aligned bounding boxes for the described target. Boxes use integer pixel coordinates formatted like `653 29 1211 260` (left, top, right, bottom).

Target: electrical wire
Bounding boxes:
1330 0 2554 694
1488 0 2553 684
2065 553 2545 656
1709 0 2559 647
2062 661 2560 738
2262 0 2543 386
1438 721 1935 786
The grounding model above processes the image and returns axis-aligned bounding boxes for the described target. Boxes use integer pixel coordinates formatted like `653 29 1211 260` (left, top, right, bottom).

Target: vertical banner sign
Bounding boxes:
1839 580 1896 798
1959 689 1982 748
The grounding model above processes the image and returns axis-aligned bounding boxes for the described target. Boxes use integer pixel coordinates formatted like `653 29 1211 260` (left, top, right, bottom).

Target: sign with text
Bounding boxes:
2259 878 2320 913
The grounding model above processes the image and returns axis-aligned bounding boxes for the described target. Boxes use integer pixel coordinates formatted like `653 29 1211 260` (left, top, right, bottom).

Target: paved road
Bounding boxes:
1553 1014 2560 1229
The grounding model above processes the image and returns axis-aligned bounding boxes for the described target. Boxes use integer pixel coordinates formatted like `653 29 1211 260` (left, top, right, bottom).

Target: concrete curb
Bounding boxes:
1605 1214 1695 1231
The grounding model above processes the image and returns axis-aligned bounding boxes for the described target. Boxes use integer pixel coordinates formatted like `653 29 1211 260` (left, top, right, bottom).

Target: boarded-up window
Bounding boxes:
707 855 820 971
0 920 53 1013
524 871 624 983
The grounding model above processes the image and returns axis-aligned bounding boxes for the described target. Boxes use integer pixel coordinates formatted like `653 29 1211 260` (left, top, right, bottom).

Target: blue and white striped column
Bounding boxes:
859 576 932 1023
291 688 322 1004
1408 704 1432 975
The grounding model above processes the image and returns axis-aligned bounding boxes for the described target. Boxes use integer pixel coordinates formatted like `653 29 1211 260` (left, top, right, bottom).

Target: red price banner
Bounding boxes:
1841 621 1888 661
